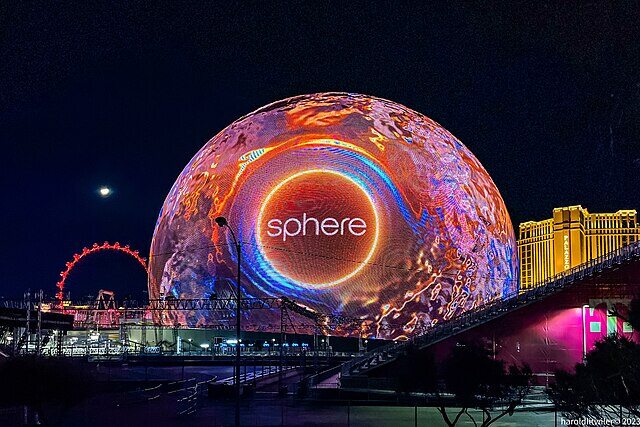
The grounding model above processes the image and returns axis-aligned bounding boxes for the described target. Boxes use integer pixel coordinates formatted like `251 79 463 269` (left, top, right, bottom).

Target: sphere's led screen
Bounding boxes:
149 93 518 339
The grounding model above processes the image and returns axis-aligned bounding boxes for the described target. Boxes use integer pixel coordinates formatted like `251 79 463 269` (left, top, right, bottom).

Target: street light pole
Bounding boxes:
215 216 242 427
235 234 242 420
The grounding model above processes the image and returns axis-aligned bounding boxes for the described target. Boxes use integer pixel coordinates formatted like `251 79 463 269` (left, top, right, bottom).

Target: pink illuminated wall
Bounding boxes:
582 301 637 351
430 279 640 384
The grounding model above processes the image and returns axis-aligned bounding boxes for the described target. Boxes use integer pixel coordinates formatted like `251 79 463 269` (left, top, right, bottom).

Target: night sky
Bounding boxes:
1 2 638 299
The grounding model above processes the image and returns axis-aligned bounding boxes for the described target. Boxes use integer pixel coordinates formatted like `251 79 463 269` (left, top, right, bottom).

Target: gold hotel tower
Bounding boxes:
518 206 640 290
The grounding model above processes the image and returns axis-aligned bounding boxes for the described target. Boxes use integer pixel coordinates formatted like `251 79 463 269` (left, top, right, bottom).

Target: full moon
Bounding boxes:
99 186 112 197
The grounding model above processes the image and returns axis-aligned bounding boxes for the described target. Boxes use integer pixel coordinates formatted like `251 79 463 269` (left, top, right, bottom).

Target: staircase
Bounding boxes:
341 241 640 378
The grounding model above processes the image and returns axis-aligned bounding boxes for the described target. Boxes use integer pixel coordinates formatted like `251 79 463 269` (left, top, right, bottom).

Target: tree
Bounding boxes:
609 297 640 333
549 335 640 421
434 343 532 427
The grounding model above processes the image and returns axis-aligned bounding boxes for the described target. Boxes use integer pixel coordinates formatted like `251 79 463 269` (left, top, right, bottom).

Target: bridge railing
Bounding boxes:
341 241 640 377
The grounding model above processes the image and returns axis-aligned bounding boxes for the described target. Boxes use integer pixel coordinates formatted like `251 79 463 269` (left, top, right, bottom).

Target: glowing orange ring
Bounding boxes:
55 241 148 304
256 169 379 289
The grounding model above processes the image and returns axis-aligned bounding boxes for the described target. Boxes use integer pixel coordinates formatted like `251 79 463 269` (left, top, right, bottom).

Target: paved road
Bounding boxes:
8 397 557 426
0 364 560 426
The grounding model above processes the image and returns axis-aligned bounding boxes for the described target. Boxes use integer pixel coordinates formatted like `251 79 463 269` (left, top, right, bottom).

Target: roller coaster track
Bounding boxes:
341 241 640 378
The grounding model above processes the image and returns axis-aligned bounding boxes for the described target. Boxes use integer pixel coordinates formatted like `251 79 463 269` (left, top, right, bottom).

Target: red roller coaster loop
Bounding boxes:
55 241 148 304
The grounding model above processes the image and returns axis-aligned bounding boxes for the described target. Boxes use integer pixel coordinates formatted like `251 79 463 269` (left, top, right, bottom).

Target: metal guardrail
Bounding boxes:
342 241 640 377
116 375 213 417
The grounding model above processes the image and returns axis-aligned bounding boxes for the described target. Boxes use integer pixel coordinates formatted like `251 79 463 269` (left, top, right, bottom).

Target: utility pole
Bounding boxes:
24 289 31 355
280 304 285 390
36 289 43 356
313 332 318 374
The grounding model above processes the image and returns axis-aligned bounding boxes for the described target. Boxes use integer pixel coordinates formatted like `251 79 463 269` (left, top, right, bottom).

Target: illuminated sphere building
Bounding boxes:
149 93 518 339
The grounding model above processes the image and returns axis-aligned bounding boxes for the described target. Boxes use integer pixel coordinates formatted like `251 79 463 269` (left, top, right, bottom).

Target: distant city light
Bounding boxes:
99 186 112 197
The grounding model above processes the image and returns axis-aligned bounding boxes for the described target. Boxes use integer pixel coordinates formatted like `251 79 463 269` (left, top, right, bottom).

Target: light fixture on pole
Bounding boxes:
215 216 242 427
